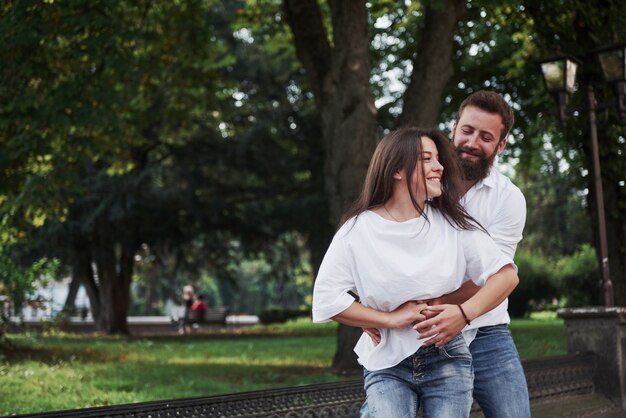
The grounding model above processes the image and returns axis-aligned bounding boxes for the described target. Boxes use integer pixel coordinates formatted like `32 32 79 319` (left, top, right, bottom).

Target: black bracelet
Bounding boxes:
458 304 471 325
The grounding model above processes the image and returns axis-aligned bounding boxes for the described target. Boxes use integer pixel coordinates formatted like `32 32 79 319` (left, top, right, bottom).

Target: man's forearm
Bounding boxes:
460 265 519 322
432 280 481 305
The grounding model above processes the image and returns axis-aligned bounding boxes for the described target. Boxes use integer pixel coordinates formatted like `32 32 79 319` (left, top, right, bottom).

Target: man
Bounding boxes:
364 90 529 417
442 90 530 418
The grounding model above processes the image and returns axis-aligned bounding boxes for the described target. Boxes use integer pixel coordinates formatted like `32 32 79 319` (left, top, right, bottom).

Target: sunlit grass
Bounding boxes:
510 311 566 358
0 315 565 416
0 324 342 416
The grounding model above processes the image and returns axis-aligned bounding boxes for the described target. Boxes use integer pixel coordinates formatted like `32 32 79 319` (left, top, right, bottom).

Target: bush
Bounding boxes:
258 308 310 324
556 244 601 307
509 250 559 318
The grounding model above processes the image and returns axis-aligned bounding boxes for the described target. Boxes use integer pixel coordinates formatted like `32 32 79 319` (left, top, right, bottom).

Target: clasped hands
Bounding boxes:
363 300 468 348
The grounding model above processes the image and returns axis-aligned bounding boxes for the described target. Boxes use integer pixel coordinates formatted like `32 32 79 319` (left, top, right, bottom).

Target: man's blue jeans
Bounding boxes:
362 334 473 418
470 324 530 418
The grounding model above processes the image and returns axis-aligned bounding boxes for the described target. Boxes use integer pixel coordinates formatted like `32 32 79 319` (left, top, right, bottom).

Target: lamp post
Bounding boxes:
539 43 626 307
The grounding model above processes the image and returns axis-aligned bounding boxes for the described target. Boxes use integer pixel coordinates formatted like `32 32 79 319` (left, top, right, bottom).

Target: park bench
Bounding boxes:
176 307 230 333
179 307 231 328
201 307 230 326
8 308 232 335
10 351 624 418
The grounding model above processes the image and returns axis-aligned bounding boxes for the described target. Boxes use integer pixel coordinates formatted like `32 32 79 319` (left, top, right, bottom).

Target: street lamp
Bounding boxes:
539 43 626 307
596 43 626 118
539 54 580 124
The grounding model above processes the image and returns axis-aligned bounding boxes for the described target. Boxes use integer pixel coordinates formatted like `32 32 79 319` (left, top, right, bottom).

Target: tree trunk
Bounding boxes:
398 0 467 127
331 325 362 374
284 0 377 224
62 275 80 314
91 226 135 334
320 0 378 224
284 0 377 373
285 0 470 373
72 239 101 320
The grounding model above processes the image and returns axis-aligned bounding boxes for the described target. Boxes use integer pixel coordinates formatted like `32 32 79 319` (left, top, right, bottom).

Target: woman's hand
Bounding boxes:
387 300 429 329
412 304 467 347
362 300 428 346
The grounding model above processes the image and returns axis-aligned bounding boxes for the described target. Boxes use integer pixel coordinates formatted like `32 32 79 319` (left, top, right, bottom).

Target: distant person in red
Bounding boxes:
191 294 208 325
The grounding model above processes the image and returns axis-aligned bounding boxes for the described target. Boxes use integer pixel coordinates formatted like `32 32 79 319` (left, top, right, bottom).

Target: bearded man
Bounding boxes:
432 90 530 418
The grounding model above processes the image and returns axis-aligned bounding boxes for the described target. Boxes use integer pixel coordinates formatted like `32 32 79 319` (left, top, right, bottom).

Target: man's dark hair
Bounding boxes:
457 90 515 141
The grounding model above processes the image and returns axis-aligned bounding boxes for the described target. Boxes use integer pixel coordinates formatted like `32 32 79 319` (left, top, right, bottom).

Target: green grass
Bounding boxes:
0 315 566 416
510 311 566 358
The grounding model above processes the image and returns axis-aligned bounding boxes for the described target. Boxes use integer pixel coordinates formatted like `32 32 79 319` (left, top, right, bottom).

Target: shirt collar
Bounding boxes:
463 168 497 203
473 168 497 191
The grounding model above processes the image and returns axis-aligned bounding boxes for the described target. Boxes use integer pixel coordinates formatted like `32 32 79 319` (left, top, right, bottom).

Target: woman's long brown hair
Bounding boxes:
339 127 483 232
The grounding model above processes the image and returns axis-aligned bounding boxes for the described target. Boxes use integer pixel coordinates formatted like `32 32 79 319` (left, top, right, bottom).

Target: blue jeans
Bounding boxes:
470 324 530 418
362 334 473 418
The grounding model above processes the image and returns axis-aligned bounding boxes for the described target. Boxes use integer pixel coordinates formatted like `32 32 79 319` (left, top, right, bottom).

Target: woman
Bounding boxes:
180 284 195 335
312 127 519 418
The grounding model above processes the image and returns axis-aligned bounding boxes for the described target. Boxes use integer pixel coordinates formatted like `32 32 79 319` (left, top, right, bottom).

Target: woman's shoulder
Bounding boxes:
336 211 372 234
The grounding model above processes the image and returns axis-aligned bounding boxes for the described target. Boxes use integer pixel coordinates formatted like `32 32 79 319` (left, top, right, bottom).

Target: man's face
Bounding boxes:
452 105 506 181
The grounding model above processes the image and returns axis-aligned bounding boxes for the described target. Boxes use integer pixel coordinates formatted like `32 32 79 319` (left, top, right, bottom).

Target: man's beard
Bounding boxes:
455 146 498 181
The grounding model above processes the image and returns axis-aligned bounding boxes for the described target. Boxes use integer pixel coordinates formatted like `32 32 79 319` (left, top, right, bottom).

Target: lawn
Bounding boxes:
0 314 566 416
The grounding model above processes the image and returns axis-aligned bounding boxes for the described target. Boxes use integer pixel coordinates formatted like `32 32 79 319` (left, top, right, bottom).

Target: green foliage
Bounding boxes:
509 245 604 315
210 233 313 315
1 0 325 329
510 250 559 318
0 254 59 316
0 0 240 327
556 244 601 307
515 146 592 257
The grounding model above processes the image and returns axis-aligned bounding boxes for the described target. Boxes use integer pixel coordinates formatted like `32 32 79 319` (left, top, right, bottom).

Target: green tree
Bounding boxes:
516 143 592 257
2 0 326 334
0 0 233 333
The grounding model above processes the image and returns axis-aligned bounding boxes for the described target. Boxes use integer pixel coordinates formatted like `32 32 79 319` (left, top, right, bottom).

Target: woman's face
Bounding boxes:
410 136 444 201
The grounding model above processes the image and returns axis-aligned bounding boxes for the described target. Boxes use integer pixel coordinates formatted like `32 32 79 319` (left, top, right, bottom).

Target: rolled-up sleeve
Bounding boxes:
462 229 515 286
486 187 526 261
312 233 358 323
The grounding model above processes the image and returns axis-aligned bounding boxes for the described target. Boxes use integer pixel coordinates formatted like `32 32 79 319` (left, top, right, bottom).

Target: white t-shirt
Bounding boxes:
312 207 513 371
461 168 527 330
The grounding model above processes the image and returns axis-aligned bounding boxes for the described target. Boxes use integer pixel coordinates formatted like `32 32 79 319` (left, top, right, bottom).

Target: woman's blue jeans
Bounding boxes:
362 334 473 418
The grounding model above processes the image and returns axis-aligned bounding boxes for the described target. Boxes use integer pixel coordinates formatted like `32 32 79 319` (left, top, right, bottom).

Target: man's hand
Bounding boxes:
412 304 467 347
420 303 441 320
423 281 481 307
362 327 381 345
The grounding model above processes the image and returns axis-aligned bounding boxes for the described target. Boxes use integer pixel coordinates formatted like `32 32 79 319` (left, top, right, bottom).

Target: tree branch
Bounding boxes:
399 0 467 127
283 0 332 105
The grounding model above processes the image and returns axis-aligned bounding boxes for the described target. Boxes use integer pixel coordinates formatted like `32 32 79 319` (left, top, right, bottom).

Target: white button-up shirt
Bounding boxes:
461 167 527 330
312 208 513 371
